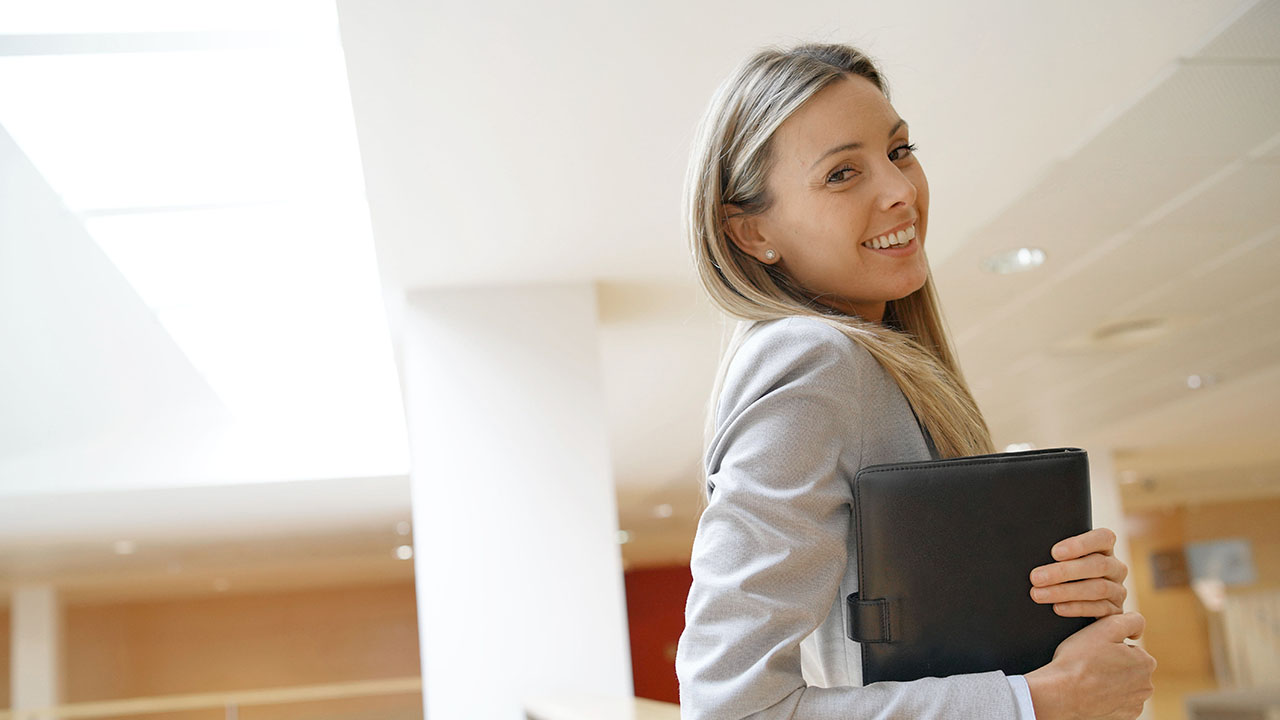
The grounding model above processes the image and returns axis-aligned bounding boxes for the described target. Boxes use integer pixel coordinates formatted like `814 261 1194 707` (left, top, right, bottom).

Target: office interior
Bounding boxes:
1 1 1278 719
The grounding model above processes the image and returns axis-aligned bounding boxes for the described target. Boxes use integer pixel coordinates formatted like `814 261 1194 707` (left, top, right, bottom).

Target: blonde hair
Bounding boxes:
688 43 994 464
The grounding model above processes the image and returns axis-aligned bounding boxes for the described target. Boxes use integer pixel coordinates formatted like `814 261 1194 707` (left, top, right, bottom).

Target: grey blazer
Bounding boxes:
675 317 1027 720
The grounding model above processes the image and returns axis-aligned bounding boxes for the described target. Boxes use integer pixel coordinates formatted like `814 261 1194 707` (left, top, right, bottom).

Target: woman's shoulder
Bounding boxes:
731 316 877 381
718 316 880 416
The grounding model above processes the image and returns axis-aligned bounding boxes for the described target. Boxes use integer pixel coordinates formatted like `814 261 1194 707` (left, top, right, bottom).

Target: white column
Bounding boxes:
1087 449 1151 720
11 584 60 715
400 284 632 720
1088 448 1137 612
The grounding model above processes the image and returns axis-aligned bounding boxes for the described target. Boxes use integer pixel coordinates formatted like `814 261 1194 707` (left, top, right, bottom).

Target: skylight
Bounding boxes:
0 2 409 480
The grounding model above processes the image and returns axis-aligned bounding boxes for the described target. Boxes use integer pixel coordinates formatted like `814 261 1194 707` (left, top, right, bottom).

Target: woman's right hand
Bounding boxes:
1025 612 1157 720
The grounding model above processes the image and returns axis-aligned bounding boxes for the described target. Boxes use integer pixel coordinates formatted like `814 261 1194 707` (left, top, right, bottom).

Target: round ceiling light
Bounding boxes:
983 247 1046 274
1186 374 1217 390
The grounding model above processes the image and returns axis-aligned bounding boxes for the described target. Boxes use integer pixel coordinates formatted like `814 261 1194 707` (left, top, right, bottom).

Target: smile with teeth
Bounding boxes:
862 224 916 250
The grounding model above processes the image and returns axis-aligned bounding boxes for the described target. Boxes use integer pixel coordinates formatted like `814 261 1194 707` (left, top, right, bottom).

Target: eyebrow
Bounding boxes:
809 118 909 170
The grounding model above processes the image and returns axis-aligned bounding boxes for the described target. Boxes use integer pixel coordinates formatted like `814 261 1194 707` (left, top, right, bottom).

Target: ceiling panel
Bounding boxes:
1127 226 1280 320
941 60 1280 343
984 288 1280 445
1106 361 1280 481
971 226 1280 440
938 160 1218 338
1065 301 1279 427
1194 0 1280 60
1085 63 1280 163
953 50 1280 444
1137 159 1280 240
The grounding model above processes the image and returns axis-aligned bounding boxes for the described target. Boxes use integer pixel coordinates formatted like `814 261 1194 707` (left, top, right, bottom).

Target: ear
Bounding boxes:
722 205 778 264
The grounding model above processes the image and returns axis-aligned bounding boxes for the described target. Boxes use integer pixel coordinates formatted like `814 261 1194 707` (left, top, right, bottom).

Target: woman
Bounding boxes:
675 43 1157 720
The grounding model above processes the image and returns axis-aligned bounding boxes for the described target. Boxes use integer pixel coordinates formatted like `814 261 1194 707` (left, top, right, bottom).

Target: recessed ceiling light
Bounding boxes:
113 540 137 555
616 530 632 545
1003 442 1036 453
652 503 673 519
394 545 413 560
983 247 1046 274
395 520 412 536
1186 374 1217 390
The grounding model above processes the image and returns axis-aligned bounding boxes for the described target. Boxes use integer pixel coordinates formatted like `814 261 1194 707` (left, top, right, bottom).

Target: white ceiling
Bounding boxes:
1 0 1276 597
0 3 409 500
337 0 1279 564
934 0 1280 514
0 475 416 604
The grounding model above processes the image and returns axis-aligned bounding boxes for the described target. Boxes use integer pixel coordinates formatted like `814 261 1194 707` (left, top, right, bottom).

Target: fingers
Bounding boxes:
1145 648 1158 672
1072 611 1145 644
1030 577 1127 616
1101 612 1145 642
1051 527 1117 561
1050 600 1124 617
1032 553 1128 586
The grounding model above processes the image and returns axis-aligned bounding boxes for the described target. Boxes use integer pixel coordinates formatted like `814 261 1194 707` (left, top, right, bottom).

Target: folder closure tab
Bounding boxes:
846 593 893 643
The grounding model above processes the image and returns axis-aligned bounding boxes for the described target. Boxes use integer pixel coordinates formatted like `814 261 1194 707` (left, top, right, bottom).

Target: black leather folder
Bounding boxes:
847 447 1094 683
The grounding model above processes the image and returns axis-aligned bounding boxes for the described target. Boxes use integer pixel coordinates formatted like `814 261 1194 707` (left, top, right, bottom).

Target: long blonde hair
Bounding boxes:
688 43 994 461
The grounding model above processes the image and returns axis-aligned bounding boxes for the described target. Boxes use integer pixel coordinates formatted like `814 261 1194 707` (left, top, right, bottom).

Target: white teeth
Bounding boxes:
862 224 916 249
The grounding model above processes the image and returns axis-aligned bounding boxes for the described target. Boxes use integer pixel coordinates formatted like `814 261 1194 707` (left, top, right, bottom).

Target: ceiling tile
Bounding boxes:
1194 0 1280 60
1086 63 1280 162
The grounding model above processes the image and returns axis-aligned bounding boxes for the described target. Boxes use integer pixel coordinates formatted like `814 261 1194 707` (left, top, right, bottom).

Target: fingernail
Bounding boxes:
1031 570 1046 584
1031 588 1045 601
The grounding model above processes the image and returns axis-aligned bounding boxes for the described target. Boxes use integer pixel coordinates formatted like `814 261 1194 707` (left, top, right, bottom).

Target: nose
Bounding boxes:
876 161 917 211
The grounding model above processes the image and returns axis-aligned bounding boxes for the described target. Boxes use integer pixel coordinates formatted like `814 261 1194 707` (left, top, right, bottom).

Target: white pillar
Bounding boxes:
400 284 632 720
1087 449 1151 720
1088 448 1137 612
11 584 60 715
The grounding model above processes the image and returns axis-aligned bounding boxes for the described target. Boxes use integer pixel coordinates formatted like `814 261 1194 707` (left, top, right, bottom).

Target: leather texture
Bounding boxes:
849 447 1094 683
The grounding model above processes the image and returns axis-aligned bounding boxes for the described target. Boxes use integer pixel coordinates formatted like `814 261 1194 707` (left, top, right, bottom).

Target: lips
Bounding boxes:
862 224 916 250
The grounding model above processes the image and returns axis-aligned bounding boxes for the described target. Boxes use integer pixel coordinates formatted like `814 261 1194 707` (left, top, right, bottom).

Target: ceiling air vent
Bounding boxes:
1090 318 1169 346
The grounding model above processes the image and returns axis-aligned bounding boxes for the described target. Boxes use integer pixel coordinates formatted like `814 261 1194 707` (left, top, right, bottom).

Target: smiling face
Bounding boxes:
727 74 930 322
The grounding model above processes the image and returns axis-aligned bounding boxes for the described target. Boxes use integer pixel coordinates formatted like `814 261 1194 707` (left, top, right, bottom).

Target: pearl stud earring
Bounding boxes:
764 249 777 261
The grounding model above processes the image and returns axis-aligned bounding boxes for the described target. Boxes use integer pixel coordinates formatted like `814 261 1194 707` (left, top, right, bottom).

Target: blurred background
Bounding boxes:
1 1 1277 719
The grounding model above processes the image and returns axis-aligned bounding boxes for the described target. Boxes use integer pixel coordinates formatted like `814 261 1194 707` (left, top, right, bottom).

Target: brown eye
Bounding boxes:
889 143 918 162
827 166 856 184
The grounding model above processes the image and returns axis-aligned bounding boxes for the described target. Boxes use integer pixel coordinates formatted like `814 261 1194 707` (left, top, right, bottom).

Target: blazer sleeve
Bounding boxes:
675 320 1024 720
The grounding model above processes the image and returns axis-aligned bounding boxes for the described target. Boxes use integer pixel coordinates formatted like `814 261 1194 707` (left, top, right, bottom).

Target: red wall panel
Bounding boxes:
624 565 692 704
